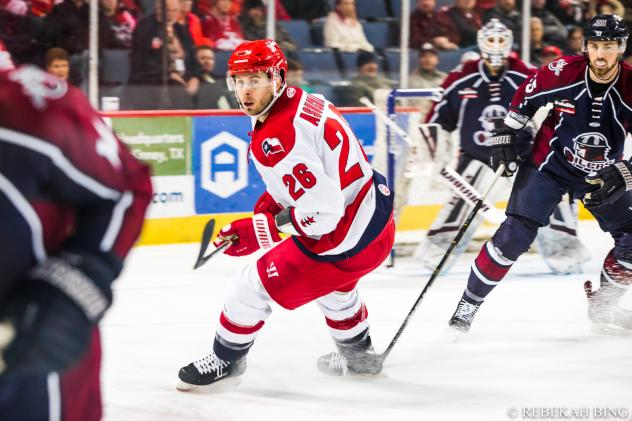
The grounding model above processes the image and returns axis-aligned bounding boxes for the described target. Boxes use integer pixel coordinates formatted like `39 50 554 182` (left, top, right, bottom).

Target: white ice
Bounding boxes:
102 220 632 421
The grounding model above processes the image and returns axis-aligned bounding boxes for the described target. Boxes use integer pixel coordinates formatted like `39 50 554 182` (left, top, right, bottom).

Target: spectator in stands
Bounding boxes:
546 0 589 26
597 0 625 16
198 0 290 20
127 0 198 109
189 45 232 109
323 0 374 52
44 47 70 80
287 58 313 93
281 0 329 22
409 43 446 88
43 0 89 55
529 16 545 66
348 51 394 104
438 0 483 48
408 43 446 119
564 25 583 56
484 0 521 49
177 0 214 47
0 6 44 65
475 0 495 15
531 0 567 46
99 0 136 49
239 0 297 55
201 0 245 51
410 0 459 51
539 45 562 67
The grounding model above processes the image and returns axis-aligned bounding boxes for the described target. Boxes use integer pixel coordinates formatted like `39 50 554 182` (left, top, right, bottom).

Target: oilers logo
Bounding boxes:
563 132 614 172
473 104 507 146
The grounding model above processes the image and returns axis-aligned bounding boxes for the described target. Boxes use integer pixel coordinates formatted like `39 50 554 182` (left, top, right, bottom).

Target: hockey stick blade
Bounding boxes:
193 219 228 270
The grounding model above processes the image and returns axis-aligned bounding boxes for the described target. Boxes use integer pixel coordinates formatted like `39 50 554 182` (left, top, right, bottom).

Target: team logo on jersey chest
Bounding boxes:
563 132 614 173
286 87 296 98
473 104 507 146
548 59 567 76
261 137 285 156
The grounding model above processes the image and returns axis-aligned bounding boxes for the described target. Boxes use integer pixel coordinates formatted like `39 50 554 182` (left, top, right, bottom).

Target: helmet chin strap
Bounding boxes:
236 79 287 120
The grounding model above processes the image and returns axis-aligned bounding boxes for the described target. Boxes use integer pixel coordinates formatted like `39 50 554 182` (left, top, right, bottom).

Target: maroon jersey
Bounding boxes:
0 65 152 297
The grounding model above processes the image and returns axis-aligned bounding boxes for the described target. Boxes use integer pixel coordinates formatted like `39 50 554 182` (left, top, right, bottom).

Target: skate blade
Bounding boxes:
176 376 241 393
591 323 632 336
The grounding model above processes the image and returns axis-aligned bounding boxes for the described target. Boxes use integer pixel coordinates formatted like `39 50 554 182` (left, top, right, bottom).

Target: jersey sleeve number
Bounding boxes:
283 163 317 200
323 117 364 190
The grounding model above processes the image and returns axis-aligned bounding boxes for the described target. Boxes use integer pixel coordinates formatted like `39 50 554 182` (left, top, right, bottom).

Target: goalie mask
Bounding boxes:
583 14 629 55
477 19 513 68
227 39 288 117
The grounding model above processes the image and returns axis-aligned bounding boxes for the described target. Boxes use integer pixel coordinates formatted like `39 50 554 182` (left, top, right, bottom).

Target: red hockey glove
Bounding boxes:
213 213 282 257
584 161 632 208
254 191 283 216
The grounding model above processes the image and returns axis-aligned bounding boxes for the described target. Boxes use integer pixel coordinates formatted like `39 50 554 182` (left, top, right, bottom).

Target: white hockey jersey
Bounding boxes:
249 86 393 258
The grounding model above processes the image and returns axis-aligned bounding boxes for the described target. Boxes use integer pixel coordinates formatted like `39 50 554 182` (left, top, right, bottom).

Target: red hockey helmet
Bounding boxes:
227 39 288 80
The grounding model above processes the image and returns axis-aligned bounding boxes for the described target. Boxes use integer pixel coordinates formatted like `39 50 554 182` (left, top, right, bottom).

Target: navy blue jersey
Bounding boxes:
427 56 536 163
507 55 632 185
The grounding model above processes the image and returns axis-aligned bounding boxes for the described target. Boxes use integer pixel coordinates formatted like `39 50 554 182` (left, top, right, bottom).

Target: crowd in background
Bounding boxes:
1 0 631 109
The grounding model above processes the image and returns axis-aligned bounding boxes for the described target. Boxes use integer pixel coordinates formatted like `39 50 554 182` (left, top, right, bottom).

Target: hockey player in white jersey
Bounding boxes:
416 19 587 275
176 40 395 390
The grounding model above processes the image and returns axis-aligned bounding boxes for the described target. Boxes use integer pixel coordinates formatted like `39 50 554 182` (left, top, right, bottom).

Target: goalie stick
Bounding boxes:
193 218 228 269
379 164 506 363
439 167 506 224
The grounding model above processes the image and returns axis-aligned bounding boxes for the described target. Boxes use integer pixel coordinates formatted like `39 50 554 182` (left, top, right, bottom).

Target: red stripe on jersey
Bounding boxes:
325 303 368 331
219 312 265 334
531 119 556 167
297 176 374 254
475 247 511 282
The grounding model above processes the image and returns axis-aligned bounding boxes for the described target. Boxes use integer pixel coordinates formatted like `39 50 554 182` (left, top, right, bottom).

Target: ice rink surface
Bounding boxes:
102 221 632 421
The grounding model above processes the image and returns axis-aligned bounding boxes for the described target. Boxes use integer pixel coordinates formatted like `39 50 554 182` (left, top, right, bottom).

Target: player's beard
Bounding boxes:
589 57 618 81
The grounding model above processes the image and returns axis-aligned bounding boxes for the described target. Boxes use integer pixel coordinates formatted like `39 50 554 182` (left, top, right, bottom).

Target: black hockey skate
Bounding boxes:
177 352 247 391
585 281 632 334
317 334 383 376
449 297 482 332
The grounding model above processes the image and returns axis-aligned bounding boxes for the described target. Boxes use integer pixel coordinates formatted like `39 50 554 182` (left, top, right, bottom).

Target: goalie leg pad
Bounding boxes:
535 200 589 274
415 156 493 272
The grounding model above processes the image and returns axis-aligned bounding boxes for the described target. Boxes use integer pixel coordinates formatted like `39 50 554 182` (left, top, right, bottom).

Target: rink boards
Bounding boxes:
102 109 594 245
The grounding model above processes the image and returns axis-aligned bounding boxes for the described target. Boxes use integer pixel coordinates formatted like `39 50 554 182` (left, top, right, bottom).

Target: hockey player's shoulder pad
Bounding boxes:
523 55 585 97
250 86 306 167
438 59 479 90
507 56 538 78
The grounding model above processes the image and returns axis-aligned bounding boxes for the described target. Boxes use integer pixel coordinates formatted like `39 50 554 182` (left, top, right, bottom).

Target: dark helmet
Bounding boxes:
583 14 629 53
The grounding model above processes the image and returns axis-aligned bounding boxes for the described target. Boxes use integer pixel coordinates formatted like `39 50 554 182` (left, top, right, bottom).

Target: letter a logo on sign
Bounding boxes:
201 131 249 198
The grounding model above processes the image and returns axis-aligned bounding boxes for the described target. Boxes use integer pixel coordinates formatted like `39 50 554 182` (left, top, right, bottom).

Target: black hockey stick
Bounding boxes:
193 218 228 269
379 164 506 363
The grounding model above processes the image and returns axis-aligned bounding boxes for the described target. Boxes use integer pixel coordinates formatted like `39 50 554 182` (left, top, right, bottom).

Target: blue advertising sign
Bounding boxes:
193 112 375 215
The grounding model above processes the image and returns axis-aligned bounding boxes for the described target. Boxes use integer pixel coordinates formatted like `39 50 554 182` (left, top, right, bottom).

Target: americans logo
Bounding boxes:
261 137 285 156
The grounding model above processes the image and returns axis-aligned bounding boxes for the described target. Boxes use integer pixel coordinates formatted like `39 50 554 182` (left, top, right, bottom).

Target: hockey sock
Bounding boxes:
598 249 632 305
213 311 264 362
464 240 515 304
